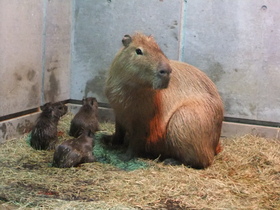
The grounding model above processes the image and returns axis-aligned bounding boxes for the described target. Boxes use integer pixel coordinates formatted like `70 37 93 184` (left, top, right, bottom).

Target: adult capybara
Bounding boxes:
69 97 99 138
105 33 224 169
52 130 95 168
30 102 68 150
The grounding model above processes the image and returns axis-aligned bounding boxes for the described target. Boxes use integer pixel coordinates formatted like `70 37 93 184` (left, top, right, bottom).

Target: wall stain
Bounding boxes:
27 69 36 81
249 103 257 115
223 99 231 113
169 20 178 29
27 83 40 107
47 66 58 72
45 71 60 102
9 67 38 107
44 56 60 102
208 62 225 83
75 5 80 19
0 123 7 139
14 72 22 81
17 119 33 134
84 70 106 99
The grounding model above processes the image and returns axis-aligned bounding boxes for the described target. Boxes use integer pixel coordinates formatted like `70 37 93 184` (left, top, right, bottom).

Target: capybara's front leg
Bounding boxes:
83 153 96 163
111 120 126 145
123 132 147 161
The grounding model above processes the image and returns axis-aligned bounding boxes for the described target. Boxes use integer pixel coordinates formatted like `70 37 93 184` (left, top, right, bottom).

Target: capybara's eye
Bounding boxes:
135 48 143 55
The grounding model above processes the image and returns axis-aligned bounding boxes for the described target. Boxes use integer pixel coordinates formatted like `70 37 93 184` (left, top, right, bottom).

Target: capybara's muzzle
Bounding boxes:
153 61 172 89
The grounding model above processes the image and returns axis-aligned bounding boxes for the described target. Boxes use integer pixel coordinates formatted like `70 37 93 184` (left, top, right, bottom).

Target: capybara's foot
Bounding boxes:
215 142 223 155
119 153 133 162
87 155 96 163
118 148 135 162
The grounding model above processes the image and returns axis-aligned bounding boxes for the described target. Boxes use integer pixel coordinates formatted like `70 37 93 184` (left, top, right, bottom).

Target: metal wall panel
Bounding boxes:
71 0 183 102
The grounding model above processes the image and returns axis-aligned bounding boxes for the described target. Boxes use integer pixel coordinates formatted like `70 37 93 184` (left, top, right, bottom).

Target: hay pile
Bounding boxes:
0 113 279 209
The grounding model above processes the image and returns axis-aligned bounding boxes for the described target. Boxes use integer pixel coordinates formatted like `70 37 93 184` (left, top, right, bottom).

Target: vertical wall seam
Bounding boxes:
41 0 47 105
178 0 187 61
70 0 76 100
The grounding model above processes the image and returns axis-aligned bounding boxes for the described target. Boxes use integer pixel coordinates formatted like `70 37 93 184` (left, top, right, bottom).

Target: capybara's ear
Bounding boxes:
40 102 50 111
122 35 132 47
40 103 53 115
82 97 86 105
90 98 94 106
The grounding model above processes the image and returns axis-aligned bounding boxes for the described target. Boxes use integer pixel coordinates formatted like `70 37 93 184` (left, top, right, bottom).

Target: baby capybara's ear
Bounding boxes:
41 102 52 112
122 34 132 47
82 97 86 105
90 97 98 106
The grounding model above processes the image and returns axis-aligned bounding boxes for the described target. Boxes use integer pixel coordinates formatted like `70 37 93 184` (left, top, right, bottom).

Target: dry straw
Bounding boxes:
0 113 279 209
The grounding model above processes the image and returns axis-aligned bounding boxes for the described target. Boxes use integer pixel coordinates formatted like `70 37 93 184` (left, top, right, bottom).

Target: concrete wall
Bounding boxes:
71 0 280 123
184 0 280 122
43 0 72 103
71 0 182 102
0 0 71 117
0 0 43 116
0 0 279 141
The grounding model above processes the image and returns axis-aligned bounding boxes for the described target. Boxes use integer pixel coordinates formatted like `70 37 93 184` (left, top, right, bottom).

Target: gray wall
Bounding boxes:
1 0 279 124
0 0 71 117
184 1 280 122
71 0 182 101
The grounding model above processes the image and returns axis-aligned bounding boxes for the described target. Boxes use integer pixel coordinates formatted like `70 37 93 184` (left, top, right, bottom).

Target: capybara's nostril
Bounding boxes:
159 69 171 76
158 61 172 77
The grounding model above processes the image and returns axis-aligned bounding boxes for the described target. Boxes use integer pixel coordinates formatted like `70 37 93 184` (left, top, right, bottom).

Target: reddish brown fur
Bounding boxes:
105 33 224 169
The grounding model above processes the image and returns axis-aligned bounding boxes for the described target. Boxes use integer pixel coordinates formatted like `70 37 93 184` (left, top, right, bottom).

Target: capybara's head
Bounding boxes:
40 102 68 119
111 33 172 89
82 97 98 112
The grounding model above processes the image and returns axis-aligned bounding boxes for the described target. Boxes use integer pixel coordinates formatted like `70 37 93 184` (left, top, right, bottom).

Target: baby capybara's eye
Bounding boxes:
135 48 143 55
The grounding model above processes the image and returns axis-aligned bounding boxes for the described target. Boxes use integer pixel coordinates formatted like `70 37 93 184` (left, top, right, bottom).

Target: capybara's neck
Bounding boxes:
80 104 94 112
111 83 157 109
38 114 59 125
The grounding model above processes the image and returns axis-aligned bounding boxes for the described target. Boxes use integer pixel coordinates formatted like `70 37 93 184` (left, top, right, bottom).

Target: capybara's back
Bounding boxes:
69 97 99 138
52 130 95 168
30 102 68 150
105 33 224 169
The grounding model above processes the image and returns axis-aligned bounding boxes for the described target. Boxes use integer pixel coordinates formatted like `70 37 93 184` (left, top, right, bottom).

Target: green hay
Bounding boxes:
93 133 149 171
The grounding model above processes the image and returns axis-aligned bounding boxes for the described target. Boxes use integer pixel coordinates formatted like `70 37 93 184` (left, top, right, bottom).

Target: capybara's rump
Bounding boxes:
165 102 222 169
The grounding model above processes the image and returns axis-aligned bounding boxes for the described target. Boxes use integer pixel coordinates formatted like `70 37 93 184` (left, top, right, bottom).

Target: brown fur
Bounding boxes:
69 97 100 138
105 33 224 169
30 102 68 150
52 130 95 168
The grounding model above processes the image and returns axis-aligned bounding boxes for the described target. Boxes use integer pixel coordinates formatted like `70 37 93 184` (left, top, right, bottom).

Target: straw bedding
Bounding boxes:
0 113 279 209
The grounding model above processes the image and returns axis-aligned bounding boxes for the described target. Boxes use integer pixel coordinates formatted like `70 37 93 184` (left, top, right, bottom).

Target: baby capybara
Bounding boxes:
52 130 95 168
30 102 68 150
105 33 224 169
69 97 99 138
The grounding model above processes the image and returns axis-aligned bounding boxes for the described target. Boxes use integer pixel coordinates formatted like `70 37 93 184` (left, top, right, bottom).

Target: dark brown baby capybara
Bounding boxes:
105 33 224 169
30 102 68 150
52 130 95 168
69 97 99 138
